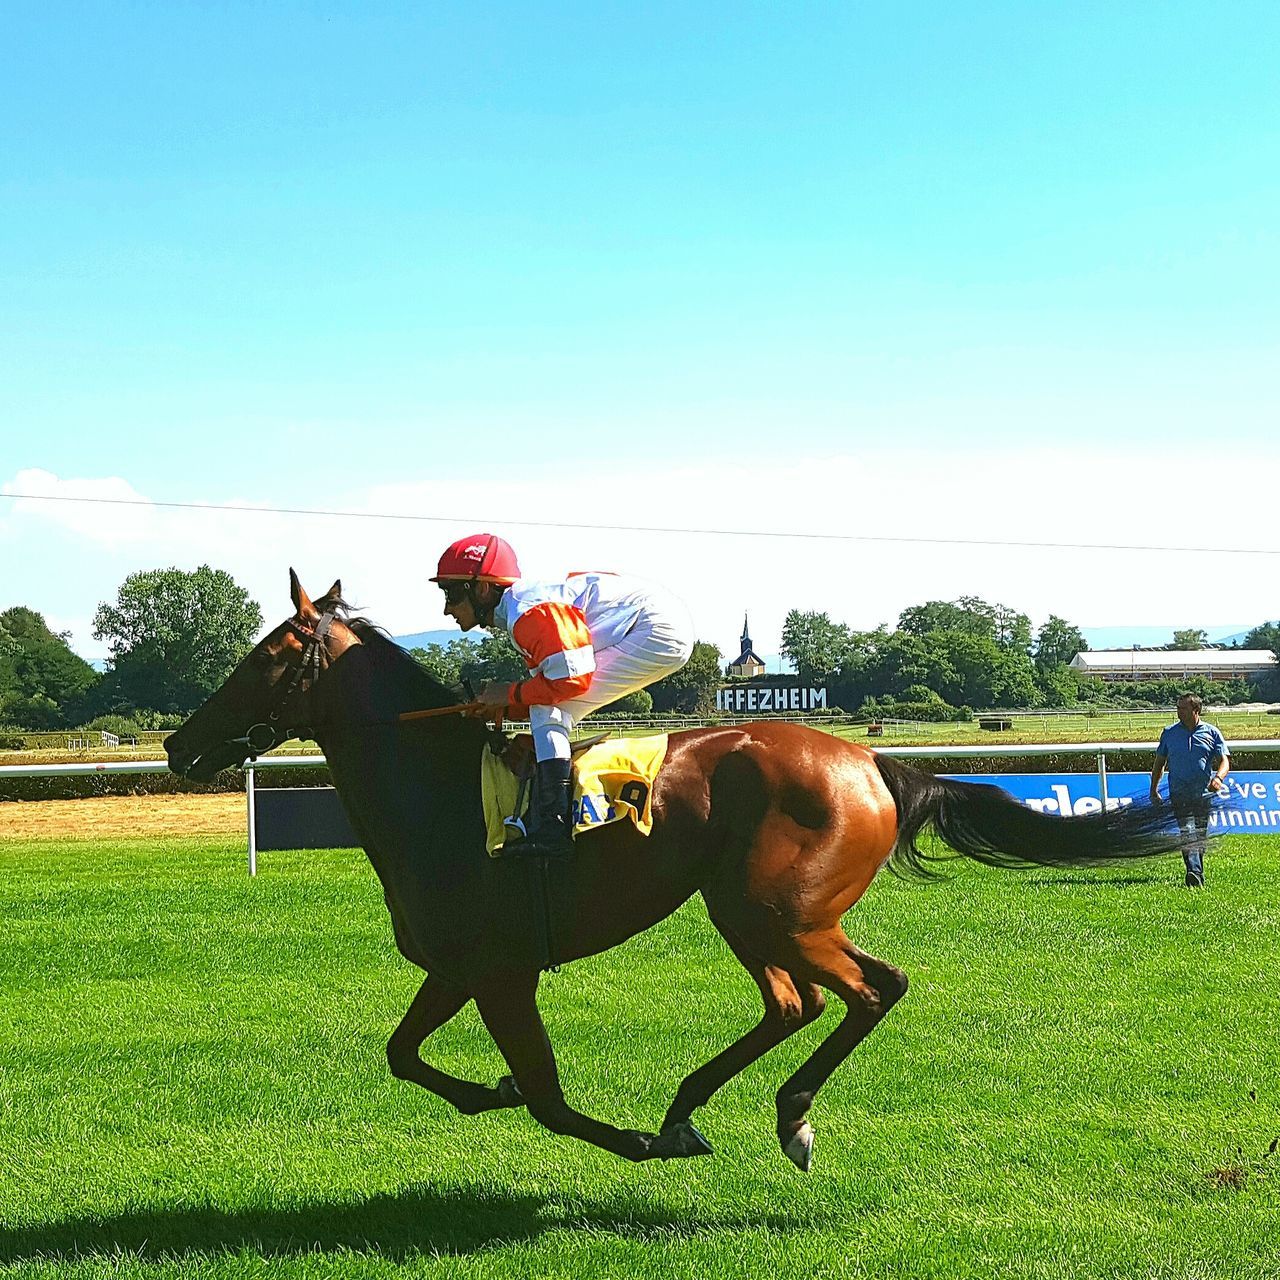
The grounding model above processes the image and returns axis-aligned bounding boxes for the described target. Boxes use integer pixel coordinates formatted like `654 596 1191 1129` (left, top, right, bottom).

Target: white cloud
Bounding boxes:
3 451 1278 666
2 469 162 548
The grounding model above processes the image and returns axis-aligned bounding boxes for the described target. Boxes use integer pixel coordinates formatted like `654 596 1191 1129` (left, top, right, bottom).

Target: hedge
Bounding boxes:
8 748 1280 804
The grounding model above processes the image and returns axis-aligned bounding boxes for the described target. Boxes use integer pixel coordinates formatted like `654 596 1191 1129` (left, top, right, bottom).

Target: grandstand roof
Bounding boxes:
1070 649 1276 672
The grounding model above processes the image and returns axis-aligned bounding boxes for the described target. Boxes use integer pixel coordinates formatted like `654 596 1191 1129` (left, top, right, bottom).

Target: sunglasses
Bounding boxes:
441 582 472 605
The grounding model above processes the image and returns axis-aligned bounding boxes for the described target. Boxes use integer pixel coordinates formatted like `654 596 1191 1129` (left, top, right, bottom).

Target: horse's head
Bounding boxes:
165 569 361 781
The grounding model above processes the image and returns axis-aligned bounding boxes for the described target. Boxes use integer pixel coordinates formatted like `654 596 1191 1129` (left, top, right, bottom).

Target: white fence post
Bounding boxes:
246 763 258 878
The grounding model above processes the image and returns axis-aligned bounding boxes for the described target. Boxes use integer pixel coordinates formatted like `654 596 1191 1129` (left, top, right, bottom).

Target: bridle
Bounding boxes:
210 605 485 768
229 607 338 759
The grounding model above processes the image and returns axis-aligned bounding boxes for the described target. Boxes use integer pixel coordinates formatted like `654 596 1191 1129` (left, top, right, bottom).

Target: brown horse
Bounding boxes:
165 572 1197 1172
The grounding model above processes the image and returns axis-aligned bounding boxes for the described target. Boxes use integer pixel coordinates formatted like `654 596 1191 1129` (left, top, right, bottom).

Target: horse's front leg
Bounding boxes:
387 972 525 1115
473 971 708 1162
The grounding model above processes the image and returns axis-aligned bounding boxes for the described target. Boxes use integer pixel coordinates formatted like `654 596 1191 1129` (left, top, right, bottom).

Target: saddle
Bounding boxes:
487 729 612 782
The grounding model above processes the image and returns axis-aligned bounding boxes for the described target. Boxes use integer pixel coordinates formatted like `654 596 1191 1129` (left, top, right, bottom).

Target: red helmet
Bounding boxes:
430 533 521 585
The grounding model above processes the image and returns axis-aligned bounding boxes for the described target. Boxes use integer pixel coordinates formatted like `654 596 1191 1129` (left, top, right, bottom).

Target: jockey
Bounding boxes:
431 533 695 856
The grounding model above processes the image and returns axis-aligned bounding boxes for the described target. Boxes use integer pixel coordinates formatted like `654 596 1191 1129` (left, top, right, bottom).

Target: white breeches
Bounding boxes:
530 606 695 761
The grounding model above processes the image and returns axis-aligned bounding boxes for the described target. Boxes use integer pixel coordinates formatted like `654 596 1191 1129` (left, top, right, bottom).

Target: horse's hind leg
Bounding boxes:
387 972 525 1115
660 917 826 1141
774 929 908 1171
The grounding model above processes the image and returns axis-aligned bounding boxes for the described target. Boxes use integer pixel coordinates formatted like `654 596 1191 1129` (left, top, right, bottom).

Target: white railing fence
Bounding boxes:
5 740 1280 876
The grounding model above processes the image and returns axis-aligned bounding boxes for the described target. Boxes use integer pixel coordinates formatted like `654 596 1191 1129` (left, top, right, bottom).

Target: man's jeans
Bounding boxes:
1170 792 1212 879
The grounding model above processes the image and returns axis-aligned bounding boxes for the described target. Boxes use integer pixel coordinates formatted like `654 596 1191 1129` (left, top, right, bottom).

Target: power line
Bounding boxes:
3 488 1278 558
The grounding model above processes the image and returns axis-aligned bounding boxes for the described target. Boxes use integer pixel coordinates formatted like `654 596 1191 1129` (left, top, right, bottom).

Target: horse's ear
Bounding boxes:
289 567 318 620
310 579 343 612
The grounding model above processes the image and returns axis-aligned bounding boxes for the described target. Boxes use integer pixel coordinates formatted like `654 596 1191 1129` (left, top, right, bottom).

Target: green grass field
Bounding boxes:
2 833 1279 1279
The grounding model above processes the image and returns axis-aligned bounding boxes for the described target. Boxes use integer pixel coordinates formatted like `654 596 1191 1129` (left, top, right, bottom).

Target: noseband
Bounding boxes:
230 608 337 758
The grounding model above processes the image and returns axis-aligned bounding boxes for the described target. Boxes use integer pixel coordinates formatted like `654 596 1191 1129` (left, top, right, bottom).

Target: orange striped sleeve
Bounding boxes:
507 602 596 706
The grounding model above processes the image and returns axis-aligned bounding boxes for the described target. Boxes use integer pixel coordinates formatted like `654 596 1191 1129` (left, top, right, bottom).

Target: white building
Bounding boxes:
1069 649 1277 683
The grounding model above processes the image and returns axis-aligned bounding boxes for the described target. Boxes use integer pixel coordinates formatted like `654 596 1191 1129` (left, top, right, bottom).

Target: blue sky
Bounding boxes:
2 2 1278 660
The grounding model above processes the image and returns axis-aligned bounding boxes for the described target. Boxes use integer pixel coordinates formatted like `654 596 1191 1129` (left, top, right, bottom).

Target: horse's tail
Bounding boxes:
872 752 1204 879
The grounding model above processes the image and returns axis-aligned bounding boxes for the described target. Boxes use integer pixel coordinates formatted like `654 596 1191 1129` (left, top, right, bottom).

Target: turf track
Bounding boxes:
1 832 1278 1279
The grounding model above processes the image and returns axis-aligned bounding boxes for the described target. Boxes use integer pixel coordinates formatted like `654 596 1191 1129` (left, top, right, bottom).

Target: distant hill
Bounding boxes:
394 629 481 650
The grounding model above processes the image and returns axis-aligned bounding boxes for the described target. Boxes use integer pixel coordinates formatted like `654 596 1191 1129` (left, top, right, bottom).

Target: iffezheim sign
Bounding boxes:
716 684 828 713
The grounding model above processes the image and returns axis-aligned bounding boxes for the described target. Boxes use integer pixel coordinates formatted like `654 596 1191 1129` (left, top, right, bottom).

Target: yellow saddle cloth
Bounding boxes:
481 734 670 855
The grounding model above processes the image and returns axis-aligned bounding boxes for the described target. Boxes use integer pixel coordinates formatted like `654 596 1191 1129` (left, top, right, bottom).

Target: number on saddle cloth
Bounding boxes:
568 736 669 836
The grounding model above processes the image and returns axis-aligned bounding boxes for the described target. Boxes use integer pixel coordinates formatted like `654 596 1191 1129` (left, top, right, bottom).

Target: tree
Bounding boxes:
1035 615 1088 670
0 607 99 728
650 641 723 714
409 631 529 695
1171 628 1208 651
0 617 18 712
983 646 1042 707
921 630 1040 708
897 598 991 639
1243 621 1280 697
832 629 933 708
409 640 472 688
780 611 853 681
91 566 263 715
1244 621 1280 656
828 626 889 708
1035 662 1079 708
898 596 1031 652
460 629 525 687
991 604 1033 654
833 625 1040 712
600 689 654 715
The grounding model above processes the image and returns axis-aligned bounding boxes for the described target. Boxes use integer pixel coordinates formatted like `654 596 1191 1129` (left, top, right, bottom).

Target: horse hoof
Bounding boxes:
783 1123 814 1172
496 1075 525 1107
651 1120 714 1160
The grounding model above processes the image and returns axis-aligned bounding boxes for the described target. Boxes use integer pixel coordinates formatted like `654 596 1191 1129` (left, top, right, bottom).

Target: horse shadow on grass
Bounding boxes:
1025 873 1163 888
0 1183 802 1265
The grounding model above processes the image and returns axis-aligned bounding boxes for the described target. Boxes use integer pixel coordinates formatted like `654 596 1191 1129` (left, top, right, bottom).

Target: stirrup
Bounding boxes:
510 813 574 857
497 816 573 858
518 829 574 857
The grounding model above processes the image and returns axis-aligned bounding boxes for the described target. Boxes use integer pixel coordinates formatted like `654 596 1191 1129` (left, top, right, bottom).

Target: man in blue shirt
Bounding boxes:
1150 693 1229 888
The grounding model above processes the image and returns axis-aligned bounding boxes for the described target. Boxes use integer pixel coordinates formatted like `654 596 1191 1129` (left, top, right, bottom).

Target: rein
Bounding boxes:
399 703 486 722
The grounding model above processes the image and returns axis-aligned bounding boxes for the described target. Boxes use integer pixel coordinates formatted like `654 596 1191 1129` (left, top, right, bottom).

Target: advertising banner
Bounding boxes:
951 771 1280 834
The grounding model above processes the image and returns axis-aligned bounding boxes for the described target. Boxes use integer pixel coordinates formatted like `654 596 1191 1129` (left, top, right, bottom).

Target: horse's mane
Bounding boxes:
334 606 468 708
309 604 485 944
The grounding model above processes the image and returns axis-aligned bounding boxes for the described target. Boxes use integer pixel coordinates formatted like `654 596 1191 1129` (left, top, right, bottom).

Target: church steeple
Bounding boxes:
729 611 766 678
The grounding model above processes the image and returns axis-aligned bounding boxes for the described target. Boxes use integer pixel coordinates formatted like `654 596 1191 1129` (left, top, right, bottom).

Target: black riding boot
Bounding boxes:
517 757 575 857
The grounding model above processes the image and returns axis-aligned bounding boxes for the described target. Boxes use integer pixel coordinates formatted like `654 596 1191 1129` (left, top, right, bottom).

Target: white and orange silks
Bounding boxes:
493 572 695 762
